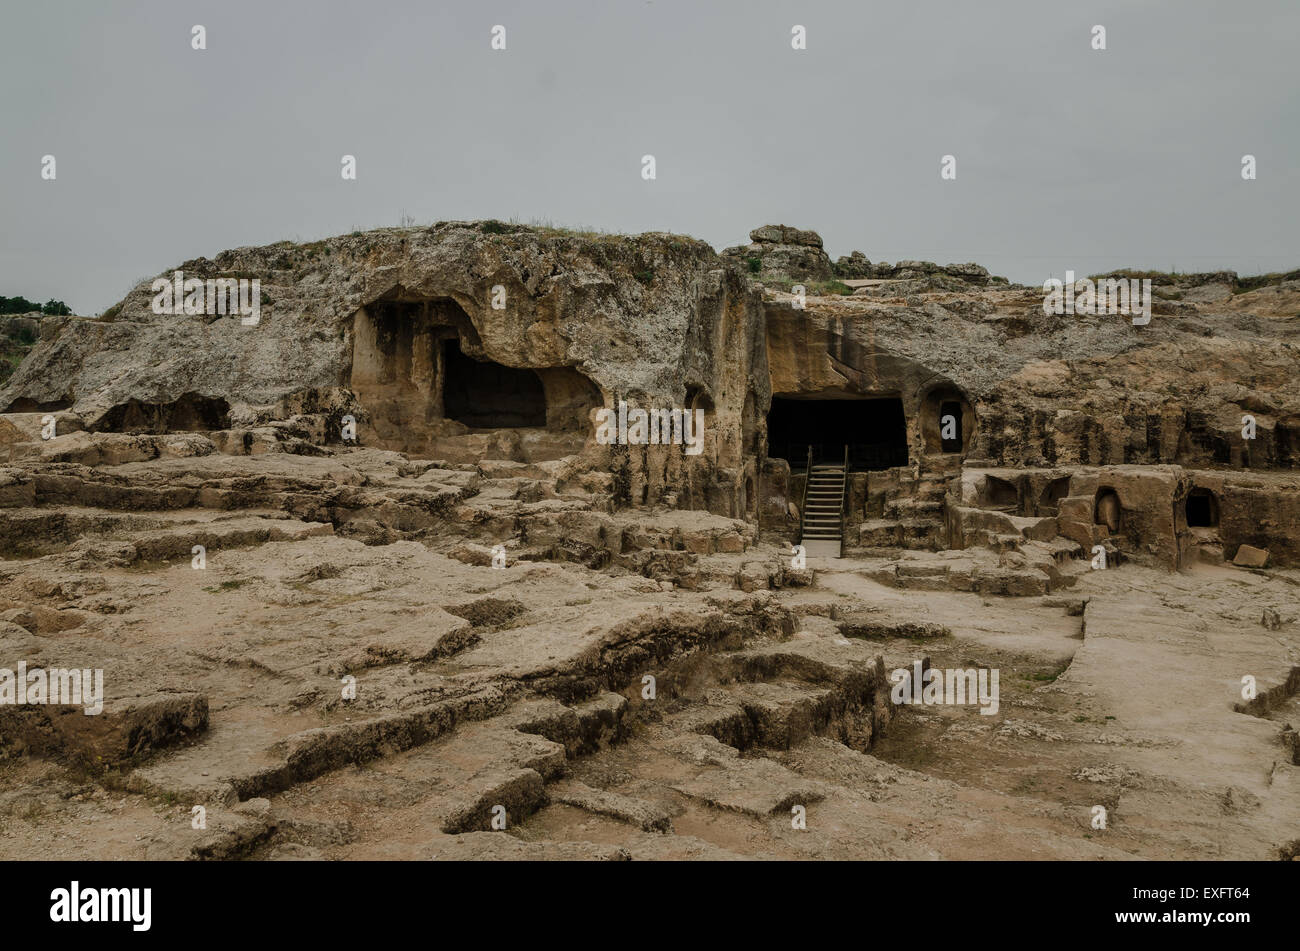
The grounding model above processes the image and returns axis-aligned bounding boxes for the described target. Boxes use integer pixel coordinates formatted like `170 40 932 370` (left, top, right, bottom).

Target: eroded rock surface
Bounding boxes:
2 222 1298 860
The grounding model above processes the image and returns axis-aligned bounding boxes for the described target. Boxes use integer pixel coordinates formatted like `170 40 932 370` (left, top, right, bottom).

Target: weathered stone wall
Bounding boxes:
770 289 1300 475
0 223 771 516
5 221 1298 539
1185 470 1300 567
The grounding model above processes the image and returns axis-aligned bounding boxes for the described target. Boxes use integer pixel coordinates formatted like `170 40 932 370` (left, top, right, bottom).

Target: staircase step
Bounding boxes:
801 463 846 549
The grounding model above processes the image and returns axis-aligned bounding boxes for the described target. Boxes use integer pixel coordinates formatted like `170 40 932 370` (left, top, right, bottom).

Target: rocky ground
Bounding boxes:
1 442 1296 861
2 222 1297 860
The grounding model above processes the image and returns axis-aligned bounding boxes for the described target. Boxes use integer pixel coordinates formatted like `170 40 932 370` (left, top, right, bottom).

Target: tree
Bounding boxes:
1 295 71 315
0 295 38 314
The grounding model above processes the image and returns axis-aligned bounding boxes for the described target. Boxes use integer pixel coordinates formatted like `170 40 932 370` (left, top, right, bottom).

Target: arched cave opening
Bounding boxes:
1094 487 1122 532
95 393 231 434
685 386 716 416
350 296 604 457
442 338 546 429
920 386 974 455
939 400 963 453
767 396 908 472
1186 487 1219 527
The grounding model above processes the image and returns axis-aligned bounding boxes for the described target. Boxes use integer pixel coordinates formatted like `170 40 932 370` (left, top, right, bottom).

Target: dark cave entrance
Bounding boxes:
95 393 231 434
920 386 974 456
1186 488 1219 528
1094 487 1122 531
442 338 546 429
767 396 909 471
939 400 963 453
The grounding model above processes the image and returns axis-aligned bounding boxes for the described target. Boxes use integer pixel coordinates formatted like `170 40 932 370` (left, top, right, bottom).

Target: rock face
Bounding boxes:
3 222 1300 863
721 224 834 282
829 253 998 290
719 224 1002 290
3 224 758 426
3 220 1300 568
0 223 769 514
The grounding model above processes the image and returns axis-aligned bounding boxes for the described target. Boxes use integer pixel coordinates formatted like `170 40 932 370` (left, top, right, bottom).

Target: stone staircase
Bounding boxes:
801 463 847 557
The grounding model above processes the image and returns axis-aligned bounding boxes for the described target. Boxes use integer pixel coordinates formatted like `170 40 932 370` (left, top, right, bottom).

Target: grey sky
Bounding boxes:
2 0 1297 314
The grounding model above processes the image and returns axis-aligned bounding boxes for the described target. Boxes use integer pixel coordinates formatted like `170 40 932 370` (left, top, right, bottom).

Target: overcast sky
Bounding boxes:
2 0 1297 314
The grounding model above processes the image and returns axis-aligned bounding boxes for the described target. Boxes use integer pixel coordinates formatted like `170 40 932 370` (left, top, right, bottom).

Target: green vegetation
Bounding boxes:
514 217 614 240
1 295 71 315
1088 269 1188 282
0 316 42 383
1235 268 1300 294
1085 267 1300 296
1020 661 1069 684
761 277 856 297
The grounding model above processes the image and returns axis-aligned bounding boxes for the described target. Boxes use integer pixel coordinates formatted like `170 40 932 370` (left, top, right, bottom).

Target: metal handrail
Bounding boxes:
798 444 812 543
841 444 850 546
